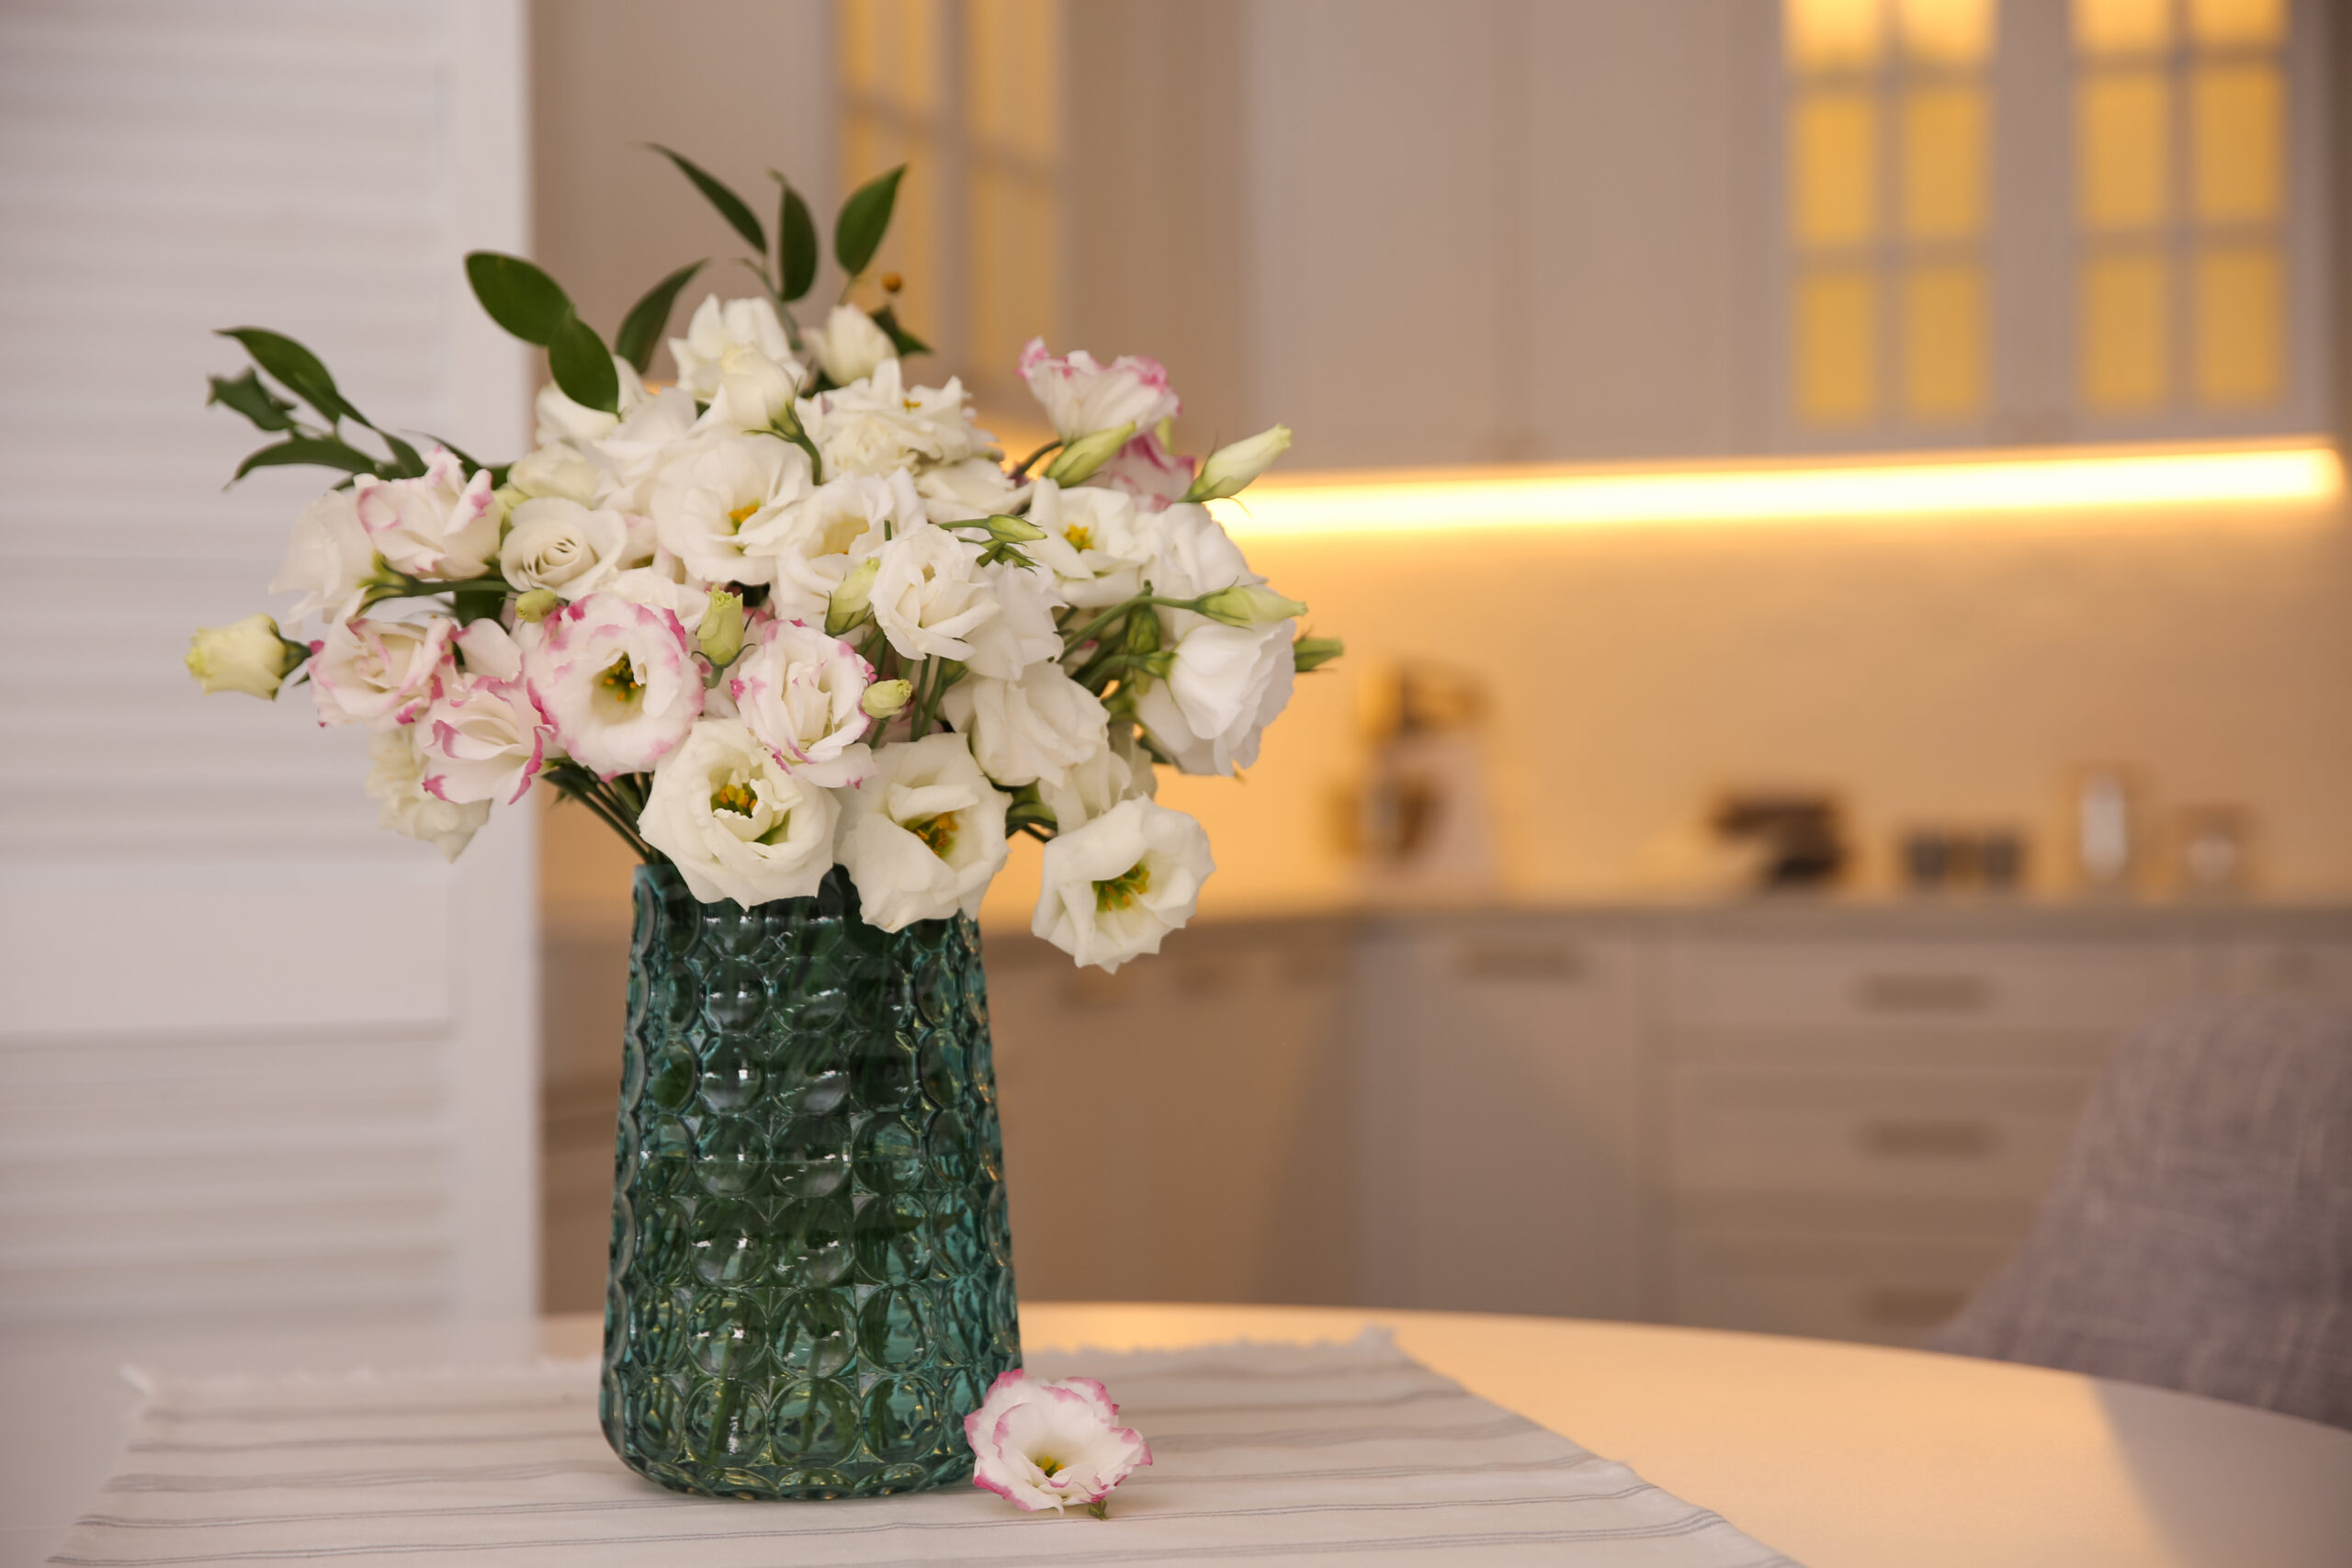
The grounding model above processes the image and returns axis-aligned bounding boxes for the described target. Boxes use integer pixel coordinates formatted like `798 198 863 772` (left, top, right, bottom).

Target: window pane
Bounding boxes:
2075 0 2171 55
1792 90 1878 247
1902 83 1985 240
2080 250 2170 409
2079 70 2170 231
2194 243 2282 406
1787 0 1883 73
2188 0 2285 47
1795 266 1879 423
2191 62 2281 223
1903 263 1985 417
970 168 1057 380
842 0 939 113
1898 0 1996 65
967 0 1060 159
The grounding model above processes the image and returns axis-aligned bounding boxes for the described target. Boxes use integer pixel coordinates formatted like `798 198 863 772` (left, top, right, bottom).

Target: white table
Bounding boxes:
6 1303 2347 1567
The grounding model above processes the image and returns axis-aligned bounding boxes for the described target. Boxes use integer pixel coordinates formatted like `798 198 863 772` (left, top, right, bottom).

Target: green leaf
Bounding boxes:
613 259 707 373
870 303 930 357
650 144 765 254
229 435 389 483
216 328 357 425
465 252 574 346
834 164 906 277
547 310 620 414
205 369 296 432
450 578 511 626
774 173 818 300
379 432 427 478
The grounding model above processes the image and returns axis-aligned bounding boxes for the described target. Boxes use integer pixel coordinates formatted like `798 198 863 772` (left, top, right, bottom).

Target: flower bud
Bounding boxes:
1292 633 1345 672
186 613 303 699
825 557 881 636
969 513 1046 543
1194 584 1307 627
859 678 914 719
697 589 747 667
514 588 561 623
507 442 602 504
1041 422 1136 486
1183 423 1293 502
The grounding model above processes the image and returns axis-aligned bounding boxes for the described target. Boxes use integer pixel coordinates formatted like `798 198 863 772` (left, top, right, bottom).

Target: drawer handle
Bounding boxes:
1860 1285 1969 1327
1856 974 1993 1013
1859 1118 1996 1158
1457 945 1582 981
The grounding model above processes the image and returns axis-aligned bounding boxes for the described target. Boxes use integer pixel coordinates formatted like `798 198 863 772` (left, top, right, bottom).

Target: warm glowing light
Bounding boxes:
1213 443 2340 540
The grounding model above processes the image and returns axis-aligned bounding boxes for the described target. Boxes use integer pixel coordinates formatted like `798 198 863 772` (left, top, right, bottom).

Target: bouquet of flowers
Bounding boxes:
186 152 1339 970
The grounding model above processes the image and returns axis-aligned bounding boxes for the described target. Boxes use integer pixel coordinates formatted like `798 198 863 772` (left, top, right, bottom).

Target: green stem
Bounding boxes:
1011 438 1062 479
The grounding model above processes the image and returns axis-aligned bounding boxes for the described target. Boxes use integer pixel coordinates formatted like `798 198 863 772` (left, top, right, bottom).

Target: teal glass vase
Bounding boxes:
600 864 1022 1499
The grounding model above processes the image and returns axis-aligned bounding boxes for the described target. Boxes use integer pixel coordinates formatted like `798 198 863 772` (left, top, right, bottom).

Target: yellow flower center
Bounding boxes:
710 780 757 816
902 397 922 412
1094 859 1151 913
1035 1456 1063 1478
1062 524 1094 552
725 502 760 534
596 654 642 705
903 811 957 858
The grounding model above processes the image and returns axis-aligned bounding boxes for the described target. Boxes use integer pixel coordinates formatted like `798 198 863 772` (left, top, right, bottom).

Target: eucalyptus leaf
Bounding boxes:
217 328 357 425
548 310 620 414
871 303 930 357
379 431 427 478
834 164 905 277
205 369 295 432
229 435 389 483
775 174 818 301
614 259 707 373
465 252 573 346
650 144 764 254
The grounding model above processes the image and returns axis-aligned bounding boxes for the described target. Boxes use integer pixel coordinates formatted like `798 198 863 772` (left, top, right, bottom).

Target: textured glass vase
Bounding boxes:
600 863 1022 1499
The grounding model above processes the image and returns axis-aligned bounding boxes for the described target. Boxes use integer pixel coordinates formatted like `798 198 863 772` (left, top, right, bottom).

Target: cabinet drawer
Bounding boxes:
1670 1066 2095 1200
1671 1230 2012 1346
1668 939 2190 1034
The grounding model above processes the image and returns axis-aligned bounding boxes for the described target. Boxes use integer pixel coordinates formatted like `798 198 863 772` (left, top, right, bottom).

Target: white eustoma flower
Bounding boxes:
940 663 1108 789
1087 428 1195 511
966 1371 1152 1514
602 564 711 634
310 615 456 729
506 442 603 504
186 613 300 699
1024 478 1154 608
589 387 700 515
522 591 703 778
637 718 839 907
728 616 876 788
738 469 914 624
914 454 1025 526
798 359 989 478
834 731 1009 930
415 670 550 806
1132 619 1295 777
533 355 647 447
867 524 999 662
499 497 636 600
1017 337 1181 443
806 303 898 386
271 489 384 626
669 293 797 400
702 343 808 434
353 449 503 581
650 431 815 588
366 728 490 862
1039 728 1151 832
1032 796 1213 972
961 559 1067 681
1143 501 1257 602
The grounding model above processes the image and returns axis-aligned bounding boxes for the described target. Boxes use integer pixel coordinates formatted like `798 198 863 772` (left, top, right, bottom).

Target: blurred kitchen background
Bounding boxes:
6 0 2350 1353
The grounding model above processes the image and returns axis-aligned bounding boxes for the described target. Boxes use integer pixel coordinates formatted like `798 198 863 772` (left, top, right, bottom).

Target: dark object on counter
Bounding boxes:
1901 826 2028 893
1713 795 1845 890
1980 829 2026 890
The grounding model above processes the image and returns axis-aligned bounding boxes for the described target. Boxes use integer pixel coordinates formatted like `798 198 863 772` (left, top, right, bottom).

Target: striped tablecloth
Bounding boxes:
49 1331 1798 1566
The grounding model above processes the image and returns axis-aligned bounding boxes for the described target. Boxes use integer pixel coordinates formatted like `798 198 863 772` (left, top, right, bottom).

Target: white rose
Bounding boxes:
670 294 797 400
1132 619 1295 777
185 613 301 700
940 663 1108 789
637 718 839 907
507 443 604 504
834 731 1009 930
414 670 550 806
961 558 1066 680
366 728 490 862
353 448 503 581
499 497 635 599
1040 726 1152 831
807 303 899 386
650 431 815 587
522 591 703 777
533 355 648 447
728 616 876 788
310 615 456 729
1031 796 1213 972
1024 479 1153 608
1017 337 1181 443
270 489 383 626
868 524 999 663
798 360 989 478
738 470 914 624
913 454 1025 526
588 387 699 515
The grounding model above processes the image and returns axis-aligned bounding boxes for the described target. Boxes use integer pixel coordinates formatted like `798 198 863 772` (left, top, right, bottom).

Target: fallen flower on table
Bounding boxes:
966 1370 1151 1518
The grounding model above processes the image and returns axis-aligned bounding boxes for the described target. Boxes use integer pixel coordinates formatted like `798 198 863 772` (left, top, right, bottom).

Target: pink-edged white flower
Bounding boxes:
650 430 815 588
1087 428 1194 511
868 525 999 663
636 718 839 907
833 731 1009 931
523 592 702 778
271 489 385 626
498 496 638 600
416 667 550 807
1018 338 1181 443
365 728 489 862
1033 797 1213 972
729 617 876 788
798 359 989 478
1025 479 1155 609
739 470 913 624
310 615 456 729
668 294 797 401
966 1370 1152 1515
941 663 1108 789
603 565 712 635
352 448 503 581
